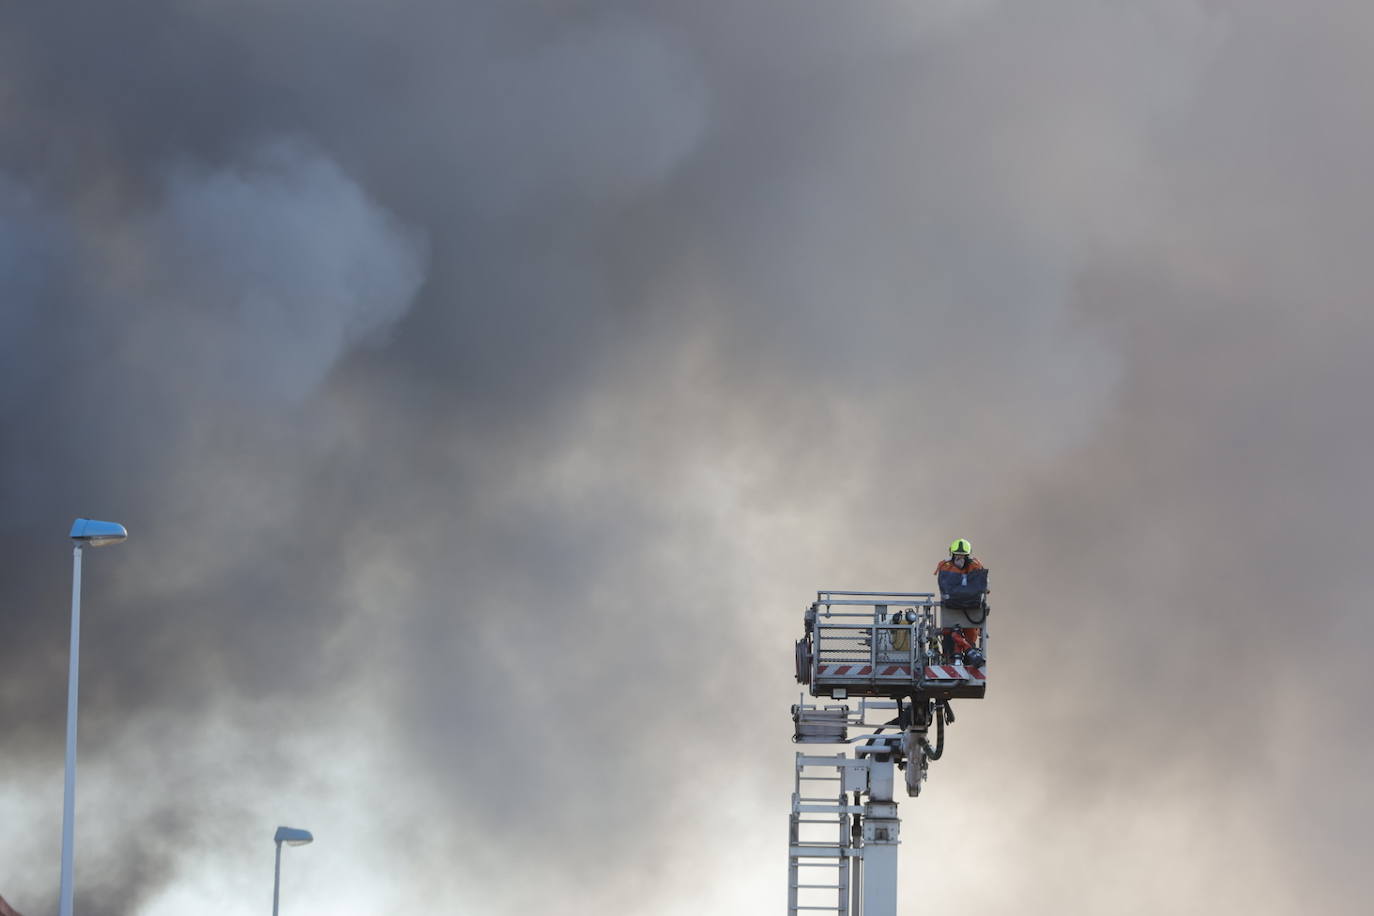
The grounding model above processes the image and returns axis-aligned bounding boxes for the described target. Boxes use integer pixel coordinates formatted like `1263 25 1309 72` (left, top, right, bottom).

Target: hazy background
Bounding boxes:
3 1 1372 912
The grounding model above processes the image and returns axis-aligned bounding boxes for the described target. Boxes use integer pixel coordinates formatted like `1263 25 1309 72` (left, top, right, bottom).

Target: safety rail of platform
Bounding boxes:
798 589 987 700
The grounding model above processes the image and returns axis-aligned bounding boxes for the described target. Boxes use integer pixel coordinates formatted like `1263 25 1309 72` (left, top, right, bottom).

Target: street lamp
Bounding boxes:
59 519 128 916
273 826 314 916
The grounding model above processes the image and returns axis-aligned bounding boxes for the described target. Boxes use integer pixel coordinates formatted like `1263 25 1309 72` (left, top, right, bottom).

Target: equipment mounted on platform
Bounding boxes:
795 589 989 701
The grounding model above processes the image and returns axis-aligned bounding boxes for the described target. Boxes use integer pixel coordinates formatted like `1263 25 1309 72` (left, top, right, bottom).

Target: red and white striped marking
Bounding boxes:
924 665 986 681
815 664 913 678
814 664 986 680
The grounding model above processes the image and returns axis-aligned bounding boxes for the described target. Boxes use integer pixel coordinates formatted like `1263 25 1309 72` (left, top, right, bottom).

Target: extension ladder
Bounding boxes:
787 754 860 915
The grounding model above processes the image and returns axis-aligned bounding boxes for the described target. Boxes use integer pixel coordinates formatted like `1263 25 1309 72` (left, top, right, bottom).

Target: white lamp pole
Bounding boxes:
272 826 314 916
59 519 127 916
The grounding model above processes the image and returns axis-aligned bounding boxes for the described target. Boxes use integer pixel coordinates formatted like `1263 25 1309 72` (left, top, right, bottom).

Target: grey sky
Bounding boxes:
3 1 1372 913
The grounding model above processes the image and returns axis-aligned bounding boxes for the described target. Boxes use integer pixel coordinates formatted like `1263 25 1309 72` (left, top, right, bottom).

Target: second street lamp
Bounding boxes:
59 519 128 916
272 826 314 916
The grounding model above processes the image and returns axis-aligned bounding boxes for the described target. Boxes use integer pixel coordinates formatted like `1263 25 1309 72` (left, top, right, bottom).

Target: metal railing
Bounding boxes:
804 589 992 686
808 591 939 675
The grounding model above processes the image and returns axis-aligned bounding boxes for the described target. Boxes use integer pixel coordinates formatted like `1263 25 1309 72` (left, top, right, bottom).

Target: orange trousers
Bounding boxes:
942 627 981 656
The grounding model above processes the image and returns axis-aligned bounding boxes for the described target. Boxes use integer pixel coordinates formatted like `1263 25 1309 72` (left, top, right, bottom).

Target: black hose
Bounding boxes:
926 702 947 761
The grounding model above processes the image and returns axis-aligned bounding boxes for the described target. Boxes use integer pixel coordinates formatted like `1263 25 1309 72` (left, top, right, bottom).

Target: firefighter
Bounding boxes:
934 538 985 666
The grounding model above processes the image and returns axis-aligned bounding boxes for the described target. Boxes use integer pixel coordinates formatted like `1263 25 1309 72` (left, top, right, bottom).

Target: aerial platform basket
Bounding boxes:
795 589 989 701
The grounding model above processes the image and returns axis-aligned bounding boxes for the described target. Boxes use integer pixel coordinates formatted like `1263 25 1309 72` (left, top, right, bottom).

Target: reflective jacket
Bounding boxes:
934 556 984 576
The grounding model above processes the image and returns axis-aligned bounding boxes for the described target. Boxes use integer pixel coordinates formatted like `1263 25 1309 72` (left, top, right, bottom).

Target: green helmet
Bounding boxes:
949 538 972 556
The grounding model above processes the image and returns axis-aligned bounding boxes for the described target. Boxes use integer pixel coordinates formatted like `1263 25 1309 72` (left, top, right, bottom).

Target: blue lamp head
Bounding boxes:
70 519 128 547
274 826 314 847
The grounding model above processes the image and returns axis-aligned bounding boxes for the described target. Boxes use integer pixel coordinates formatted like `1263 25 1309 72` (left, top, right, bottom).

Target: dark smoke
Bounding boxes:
2 2 1372 913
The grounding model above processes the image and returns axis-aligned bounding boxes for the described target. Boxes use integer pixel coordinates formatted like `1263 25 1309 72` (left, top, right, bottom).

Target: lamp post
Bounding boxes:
273 826 314 916
59 519 127 916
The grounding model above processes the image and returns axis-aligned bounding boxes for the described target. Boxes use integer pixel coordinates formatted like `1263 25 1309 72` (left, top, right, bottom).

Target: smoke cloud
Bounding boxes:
2 1 1372 913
